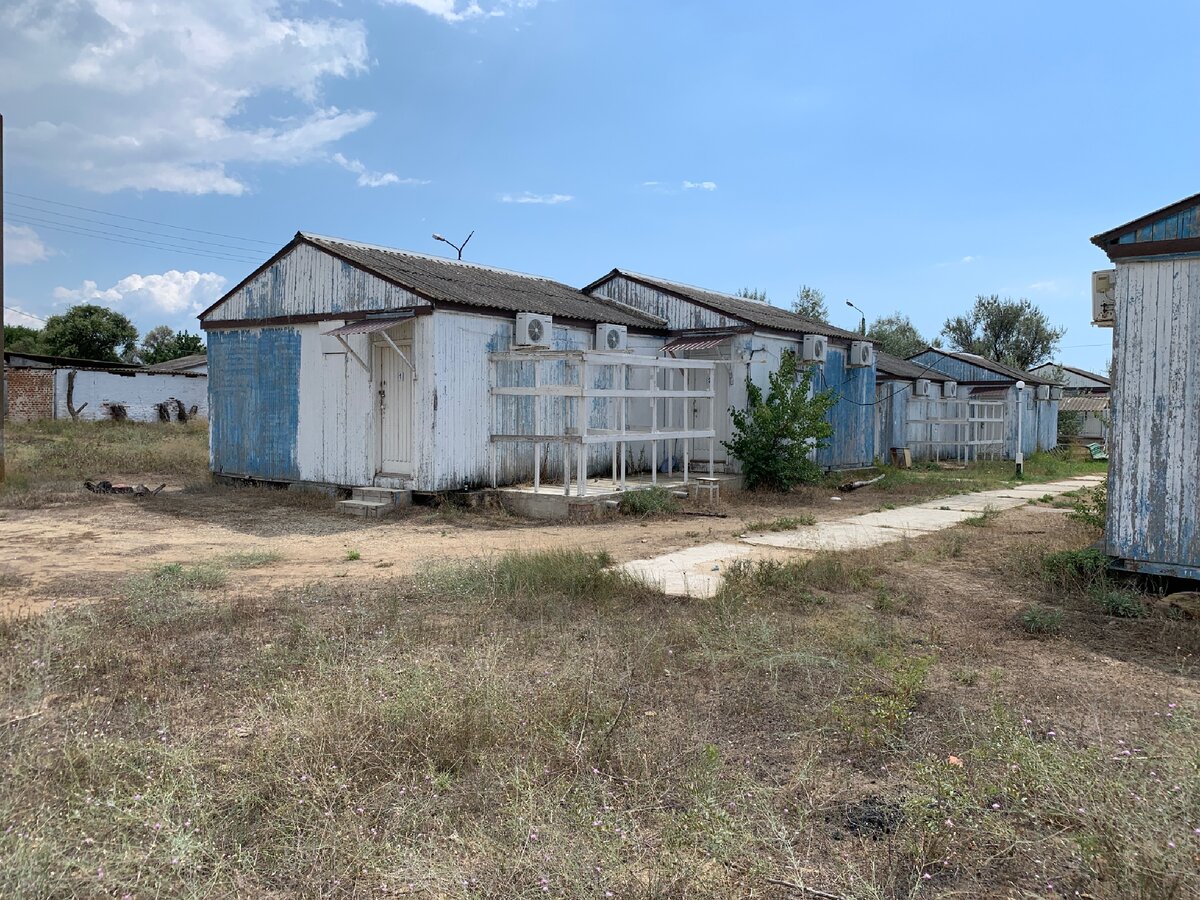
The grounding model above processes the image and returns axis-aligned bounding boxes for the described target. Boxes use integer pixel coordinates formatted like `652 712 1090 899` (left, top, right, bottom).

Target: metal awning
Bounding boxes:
1060 395 1110 412
662 333 734 354
323 313 414 336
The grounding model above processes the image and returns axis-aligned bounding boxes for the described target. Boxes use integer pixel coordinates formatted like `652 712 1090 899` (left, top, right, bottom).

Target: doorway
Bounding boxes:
374 335 413 476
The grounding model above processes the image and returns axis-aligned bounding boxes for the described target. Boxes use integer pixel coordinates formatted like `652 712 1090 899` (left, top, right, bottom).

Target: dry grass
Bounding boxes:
1 504 1196 897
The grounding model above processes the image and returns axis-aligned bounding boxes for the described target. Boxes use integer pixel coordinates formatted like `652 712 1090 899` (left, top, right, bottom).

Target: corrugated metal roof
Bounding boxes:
1029 362 1111 386
585 269 866 341
1061 395 1110 412
146 353 207 372
874 351 950 382
913 348 1052 384
301 234 665 330
324 314 416 336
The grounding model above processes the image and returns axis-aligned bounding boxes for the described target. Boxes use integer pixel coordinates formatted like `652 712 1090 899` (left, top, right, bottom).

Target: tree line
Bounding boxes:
736 285 1066 371
4 304 204 366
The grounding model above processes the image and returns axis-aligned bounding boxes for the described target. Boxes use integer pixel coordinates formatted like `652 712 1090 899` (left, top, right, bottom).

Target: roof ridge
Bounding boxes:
301 232 564 286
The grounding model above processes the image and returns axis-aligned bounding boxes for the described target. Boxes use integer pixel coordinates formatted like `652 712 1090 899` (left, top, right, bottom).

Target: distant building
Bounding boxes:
147 353 208 375
3 351 207 423
906 347 1059 458
1029 363 1110 441
1090 192 1200 580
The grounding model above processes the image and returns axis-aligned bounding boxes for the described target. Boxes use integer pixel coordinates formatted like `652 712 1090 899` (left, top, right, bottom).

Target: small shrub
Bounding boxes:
1092 586 1145 619
344 549 362 561
943 532 968 558
964 504 1000 527
744 514 815 532
224 550 284 569
723 350 836 491
618 486 679 517
1020 603 1063 635
835 654 933 749
1041 548 1108 591
1068 479 1107 530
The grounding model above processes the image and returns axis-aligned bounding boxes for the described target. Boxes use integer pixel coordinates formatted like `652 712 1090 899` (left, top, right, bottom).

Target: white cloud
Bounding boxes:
498 191 573 205
331 153 429 188
382 0 539 23
54 270 228 320
3 223 52 265
961 255 977 264
936 255 980 268
682 180 717 191
1 0 374 195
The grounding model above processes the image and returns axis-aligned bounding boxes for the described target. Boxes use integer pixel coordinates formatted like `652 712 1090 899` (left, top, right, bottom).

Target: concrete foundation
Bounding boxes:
494 473 742 522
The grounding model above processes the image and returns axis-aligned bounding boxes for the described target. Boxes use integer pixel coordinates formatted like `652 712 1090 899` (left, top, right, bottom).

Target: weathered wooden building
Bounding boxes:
1091 193 1200 579
583 269 878 471
1029 363 1110 440
907 348 1059 457
198 233 683 493
873 352 976 461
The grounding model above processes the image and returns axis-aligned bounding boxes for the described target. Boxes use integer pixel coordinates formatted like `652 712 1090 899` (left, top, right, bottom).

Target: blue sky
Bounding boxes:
3 0 1198 371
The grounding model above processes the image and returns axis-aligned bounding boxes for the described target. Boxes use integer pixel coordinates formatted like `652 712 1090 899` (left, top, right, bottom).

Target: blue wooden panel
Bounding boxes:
208 329 301 480
1112 204 1200 245
813 348 876 470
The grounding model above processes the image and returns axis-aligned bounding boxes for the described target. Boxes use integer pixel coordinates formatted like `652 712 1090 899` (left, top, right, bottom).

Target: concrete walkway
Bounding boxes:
620 475 1105 597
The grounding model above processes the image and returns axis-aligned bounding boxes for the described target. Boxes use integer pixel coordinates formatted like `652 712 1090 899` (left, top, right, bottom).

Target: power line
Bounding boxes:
6 200 269 255
3 306 48 324
3 190 278 247
7 215 262 265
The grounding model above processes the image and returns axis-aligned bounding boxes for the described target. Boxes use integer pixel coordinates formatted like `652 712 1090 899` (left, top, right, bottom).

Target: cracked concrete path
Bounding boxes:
620 475 1105 597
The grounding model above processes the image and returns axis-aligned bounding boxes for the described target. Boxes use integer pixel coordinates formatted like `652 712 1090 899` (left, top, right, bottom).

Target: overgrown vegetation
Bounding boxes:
1020 603 1063 635
617 485 679 518
744 513 816 532
723 350 836 491
1068 478 1108 530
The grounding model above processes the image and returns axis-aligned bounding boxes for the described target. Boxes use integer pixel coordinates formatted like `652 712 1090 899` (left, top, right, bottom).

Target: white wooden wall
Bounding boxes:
52 370 209 423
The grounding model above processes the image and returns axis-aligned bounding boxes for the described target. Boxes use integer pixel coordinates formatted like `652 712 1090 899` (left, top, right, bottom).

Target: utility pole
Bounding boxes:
1 112 6 484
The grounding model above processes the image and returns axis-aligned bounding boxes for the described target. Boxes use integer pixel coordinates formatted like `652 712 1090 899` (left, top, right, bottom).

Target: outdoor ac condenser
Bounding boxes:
801 334 828 363
943 381 958 399
848 340 874 368
514 312 552 347
595 323 628 351
1036 384 1051 401
914 379 932 398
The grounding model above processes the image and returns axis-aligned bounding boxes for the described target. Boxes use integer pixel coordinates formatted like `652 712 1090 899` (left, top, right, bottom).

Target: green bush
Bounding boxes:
723 350 836 491
1092 587 1145 619
1020 604 1063 635
617 485 680 517
1041 548 1108 591
1068 479 1108 530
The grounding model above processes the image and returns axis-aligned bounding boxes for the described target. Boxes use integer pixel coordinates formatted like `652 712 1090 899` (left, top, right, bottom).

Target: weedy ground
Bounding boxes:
2 494 1197 899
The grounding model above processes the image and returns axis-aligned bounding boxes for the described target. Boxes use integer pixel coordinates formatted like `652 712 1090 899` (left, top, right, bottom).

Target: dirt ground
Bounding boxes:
0 472 1082 616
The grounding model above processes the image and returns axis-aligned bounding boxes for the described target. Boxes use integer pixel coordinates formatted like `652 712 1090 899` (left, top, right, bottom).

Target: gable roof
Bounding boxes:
147 353 207 372
582 268 865 341
909 347 1052 384
874 351 950 382
1091 192 1200 260
1029 362 1110 386
4 350 142 372
200 233 665 330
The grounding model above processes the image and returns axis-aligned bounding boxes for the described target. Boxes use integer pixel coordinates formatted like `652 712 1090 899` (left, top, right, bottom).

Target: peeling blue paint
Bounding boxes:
813 348 876 470
208 328 301 480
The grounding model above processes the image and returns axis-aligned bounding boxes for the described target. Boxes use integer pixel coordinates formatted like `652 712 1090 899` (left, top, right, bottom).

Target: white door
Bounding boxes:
375 340 413 475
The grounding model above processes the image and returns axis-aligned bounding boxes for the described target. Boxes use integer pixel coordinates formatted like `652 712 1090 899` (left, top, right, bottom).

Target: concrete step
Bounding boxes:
352 487 412 506
337 499 395 518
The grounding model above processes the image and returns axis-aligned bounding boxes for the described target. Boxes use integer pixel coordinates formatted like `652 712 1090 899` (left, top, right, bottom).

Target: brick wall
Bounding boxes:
4 368 55 422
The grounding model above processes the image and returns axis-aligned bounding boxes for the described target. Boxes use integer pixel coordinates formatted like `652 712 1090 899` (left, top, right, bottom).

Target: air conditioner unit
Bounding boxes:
514 312 552 347
914 378 932 397
1092 269 1116 326
848 340 874 368
801 334 828 363
943 381 958 399
1036 384 1051 401
1050 386 1064 401
595 323 627 351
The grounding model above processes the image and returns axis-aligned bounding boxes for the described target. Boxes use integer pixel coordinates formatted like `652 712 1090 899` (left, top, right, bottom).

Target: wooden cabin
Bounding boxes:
907 348 1059 458
1029 363 1110 441
1091 193 1200 580
583 269 878 471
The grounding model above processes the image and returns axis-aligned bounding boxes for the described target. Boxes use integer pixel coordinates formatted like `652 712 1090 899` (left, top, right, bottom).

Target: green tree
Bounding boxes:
3 324 46 354
867 312 929 359
942 295 1065 370
40 304 138 363
723 350 836 491
791 284 829 322
735 287 769 302
140 326 205 365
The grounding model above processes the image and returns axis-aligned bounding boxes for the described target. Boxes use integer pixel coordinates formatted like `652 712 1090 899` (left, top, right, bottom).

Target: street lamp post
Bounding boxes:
432 230 474 260
845 300 866 336
1014 380 1025 477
